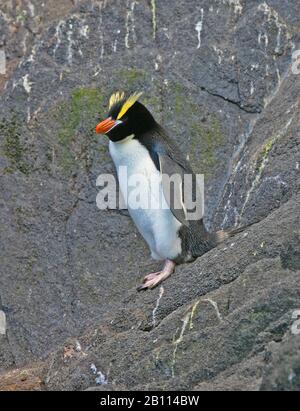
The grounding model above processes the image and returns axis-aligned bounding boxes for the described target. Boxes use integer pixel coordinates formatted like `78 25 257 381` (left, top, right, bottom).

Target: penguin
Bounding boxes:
96 91 245 290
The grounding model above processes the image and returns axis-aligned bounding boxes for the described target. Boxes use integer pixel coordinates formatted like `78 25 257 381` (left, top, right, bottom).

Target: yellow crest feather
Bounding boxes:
117 92 143 120
109 91 125 109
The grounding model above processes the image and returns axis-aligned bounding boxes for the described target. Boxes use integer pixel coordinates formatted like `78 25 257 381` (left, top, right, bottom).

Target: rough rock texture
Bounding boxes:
0 0 299 391
0 363 43 391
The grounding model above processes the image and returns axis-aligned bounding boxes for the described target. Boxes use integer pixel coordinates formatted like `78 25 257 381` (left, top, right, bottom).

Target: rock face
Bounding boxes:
0 0 299 391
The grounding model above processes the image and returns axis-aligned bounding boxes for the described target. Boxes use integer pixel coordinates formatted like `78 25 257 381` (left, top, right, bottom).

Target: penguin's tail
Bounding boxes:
214 230 230 244
213 222 255 245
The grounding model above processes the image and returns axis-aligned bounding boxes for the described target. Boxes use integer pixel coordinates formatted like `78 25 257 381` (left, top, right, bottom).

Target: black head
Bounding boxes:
96 92 157 142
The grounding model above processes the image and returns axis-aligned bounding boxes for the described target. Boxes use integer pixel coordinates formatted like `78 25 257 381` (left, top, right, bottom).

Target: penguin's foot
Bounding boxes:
137 260 176 291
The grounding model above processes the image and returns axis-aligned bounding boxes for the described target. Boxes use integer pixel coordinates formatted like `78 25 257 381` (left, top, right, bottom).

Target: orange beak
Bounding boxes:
95 118 116 134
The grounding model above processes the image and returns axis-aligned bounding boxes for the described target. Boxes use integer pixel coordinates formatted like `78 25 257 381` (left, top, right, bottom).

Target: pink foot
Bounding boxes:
137 260 176 291
143 272 161 283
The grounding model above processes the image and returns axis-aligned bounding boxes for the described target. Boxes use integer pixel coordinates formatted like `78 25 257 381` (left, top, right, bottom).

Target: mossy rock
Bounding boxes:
0 115 33 175
168 81 224 178
255 136 277 174
189 118 223 177
47 87 105 173
117 68 148 89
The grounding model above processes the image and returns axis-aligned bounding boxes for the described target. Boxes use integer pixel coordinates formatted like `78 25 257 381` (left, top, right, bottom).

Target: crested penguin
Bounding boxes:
96 92 242 290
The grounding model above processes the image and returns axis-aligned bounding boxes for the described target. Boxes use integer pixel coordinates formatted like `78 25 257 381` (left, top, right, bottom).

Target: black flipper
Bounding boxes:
158 153 190 227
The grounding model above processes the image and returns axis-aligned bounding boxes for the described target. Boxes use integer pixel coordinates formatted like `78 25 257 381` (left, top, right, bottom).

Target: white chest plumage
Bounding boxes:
109 137 182 261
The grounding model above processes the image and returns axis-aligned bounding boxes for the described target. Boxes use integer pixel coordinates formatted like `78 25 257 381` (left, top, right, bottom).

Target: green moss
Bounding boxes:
117 68 147 88
0 116 32 175
247 310 269 324
262 137 276 157
142 94 162 120
25 254 38 274
171 83 186 114
16 9 28 24
189 118 223 177
142 95 161 110
52 87 104 172
168 81 223 177
256 135 277 174
173 84 186 114
256 121 293 174
258 136 276 168
58 88 104 144
170 83 198 116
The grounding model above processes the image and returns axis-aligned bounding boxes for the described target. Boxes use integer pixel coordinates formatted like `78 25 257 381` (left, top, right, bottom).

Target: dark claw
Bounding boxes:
137 284 148 292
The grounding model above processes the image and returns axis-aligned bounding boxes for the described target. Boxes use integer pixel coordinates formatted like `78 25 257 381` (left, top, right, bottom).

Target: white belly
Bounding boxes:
109 138 182 261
